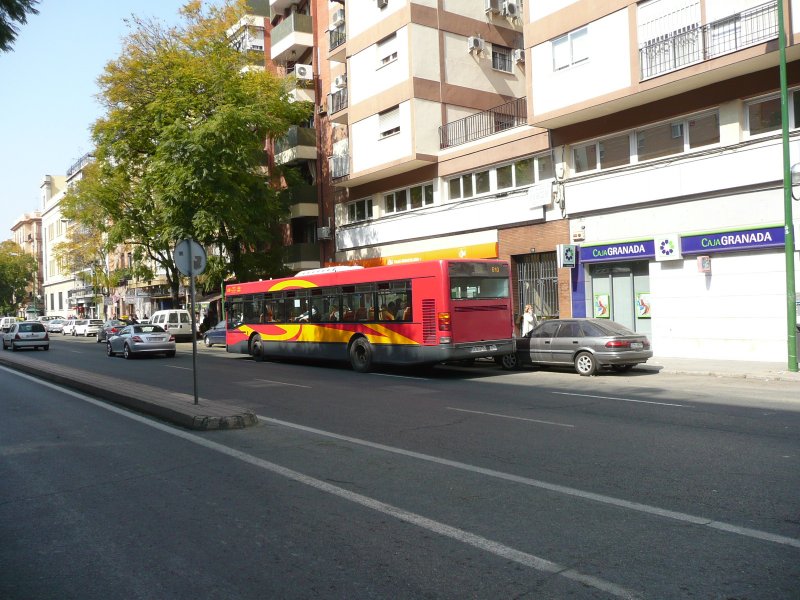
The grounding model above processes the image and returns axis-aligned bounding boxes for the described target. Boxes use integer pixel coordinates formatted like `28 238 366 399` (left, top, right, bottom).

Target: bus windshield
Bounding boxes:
448 262 510 299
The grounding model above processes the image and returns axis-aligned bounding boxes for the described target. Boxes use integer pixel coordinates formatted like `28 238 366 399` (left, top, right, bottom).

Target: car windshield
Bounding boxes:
90 320 103 325
133 325 166 333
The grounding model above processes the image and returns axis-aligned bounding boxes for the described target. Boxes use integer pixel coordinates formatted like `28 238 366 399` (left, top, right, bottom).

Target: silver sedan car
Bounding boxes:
500 318 653 376
106 324 176 359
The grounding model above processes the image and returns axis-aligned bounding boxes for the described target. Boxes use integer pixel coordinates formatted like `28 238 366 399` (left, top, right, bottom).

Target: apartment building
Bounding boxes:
528 0 800 361
10 209 43 318
39 174 72 318
269 0 572 326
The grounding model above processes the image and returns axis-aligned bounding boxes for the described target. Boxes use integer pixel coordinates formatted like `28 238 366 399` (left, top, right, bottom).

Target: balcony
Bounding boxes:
640 1 778 80
284 242 321 271
273 126 317 166
328 23 346 63
288 79 315 104
439 97 527 149
271 12 313 62
328 153 350 179
281 183 319 219
327 88 348 123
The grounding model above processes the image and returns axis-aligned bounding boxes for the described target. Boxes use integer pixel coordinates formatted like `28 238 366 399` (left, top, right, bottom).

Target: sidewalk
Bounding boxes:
0 351 257 430
639 356 800 383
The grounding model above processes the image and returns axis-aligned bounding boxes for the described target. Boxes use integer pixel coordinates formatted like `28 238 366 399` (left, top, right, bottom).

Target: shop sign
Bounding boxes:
680 226 785 255
579 239 655 263
654 233 682 262
556 244 577 268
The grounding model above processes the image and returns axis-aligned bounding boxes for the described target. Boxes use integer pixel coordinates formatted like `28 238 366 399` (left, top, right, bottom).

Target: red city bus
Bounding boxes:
224 259 514 372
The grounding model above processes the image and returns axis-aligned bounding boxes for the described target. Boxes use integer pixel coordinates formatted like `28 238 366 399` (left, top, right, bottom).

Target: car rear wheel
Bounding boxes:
123 344 133 360
204 335 212 347
574 351 597 376
499 353 518 370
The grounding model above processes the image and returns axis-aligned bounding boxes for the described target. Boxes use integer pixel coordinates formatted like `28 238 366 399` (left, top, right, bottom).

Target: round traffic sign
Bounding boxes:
174 238 207 276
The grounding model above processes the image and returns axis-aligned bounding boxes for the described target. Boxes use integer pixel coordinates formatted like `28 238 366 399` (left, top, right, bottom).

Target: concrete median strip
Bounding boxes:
0 352 257 430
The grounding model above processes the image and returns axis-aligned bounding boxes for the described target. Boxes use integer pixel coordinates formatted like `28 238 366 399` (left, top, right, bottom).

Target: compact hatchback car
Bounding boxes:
500 318 652 376
75 319 103 337
202 321 227 347
2 321 50 352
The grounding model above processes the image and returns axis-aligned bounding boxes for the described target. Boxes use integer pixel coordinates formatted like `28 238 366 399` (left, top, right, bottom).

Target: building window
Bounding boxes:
448 154 552 200
636 121 685 162
688 112 720 148
747 95 781 136
385 183 434 214
599 134 631 169
573 142 598 173
552 27 588 71
377 33 398 68
347 199 373 223
58 291 63 310
379 106 400 138
492 45 513 73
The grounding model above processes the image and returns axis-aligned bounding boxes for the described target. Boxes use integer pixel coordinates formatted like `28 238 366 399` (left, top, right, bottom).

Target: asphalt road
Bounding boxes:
1 334 799 599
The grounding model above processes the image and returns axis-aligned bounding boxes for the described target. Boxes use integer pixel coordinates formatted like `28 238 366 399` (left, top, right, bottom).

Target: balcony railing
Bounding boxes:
639 1 778 80
328 88 348 114
271 12 313 47
273 125 316 157
329 23 346 51
329 153 350 179
439 97 527 149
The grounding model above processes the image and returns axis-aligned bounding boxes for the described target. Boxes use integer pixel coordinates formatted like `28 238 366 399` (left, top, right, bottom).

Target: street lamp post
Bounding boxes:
778 0 799 372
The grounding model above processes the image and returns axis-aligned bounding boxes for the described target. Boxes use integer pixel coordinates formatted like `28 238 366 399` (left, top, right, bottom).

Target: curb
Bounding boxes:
0 353 257 430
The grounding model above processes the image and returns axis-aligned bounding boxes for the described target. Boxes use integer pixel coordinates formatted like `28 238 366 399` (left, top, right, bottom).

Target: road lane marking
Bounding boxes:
165 365 192 371
254 414 800 550
3 368 640 599
252 378 311 388
553 391 687 407
369 373 431 380
447 407 574 428
6 366 799 555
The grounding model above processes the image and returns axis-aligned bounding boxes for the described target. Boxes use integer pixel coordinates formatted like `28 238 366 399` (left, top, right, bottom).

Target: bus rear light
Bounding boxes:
438 312 451 331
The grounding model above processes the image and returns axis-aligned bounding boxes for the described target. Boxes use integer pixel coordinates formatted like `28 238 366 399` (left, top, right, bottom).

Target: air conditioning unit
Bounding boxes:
295 64 313 80
317 226 332 240
377 0 388 8
331 8 345 26
513 48 524 63
467 36 485 53
485 0 500 14
503 0 519 17
318 103 327 115
334 74 347 88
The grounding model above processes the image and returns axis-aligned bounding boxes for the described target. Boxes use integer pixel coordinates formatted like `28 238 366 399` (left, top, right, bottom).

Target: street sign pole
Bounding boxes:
174 238 208 405
189 242 199 405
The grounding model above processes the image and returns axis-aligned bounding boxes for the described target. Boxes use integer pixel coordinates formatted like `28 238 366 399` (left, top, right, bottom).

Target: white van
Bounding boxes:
1 316 18 333
149 309 196 342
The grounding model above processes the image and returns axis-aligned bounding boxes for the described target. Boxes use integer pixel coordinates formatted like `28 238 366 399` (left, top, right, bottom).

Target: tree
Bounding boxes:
65 0 311 305
0 0 39 52
0 240 37 315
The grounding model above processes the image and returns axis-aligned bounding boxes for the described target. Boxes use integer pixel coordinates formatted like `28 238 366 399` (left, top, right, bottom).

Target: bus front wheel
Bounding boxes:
349 337 373 373
251 334 265 362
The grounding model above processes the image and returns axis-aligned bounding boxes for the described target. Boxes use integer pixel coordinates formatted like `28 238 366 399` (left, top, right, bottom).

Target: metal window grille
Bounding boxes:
516 252 559 319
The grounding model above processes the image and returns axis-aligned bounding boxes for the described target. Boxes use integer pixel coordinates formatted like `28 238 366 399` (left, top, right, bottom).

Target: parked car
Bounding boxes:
2 321 50 351
38 315 64 323
62 318 78 335
75 319 103 337
202 321 227 347
106 324 176 359
96 319 130 343
499 318 653 376
47 319 66 333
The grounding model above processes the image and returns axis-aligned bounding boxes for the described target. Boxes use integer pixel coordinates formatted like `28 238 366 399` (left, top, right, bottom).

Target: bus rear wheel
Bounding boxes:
349 337 373 373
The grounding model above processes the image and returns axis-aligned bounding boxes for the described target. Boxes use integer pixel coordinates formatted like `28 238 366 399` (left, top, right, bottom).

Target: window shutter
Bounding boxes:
379 106 400 137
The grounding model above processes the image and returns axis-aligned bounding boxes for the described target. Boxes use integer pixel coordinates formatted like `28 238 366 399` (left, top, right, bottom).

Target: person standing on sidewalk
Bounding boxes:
521 304 537 337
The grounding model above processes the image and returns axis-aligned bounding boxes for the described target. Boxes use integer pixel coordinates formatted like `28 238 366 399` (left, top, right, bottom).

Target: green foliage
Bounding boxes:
69 0 311 304
0 0 39 52
0 240 37 314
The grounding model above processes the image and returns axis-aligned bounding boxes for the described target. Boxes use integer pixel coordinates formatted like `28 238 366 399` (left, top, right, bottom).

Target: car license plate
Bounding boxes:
470 344 497 353
631 342 643 350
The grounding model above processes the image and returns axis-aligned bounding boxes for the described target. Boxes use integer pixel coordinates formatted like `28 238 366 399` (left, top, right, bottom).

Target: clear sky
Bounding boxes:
0 1 190 237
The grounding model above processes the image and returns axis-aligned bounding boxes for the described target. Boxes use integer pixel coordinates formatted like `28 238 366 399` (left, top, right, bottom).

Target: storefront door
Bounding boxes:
589 262 651 334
